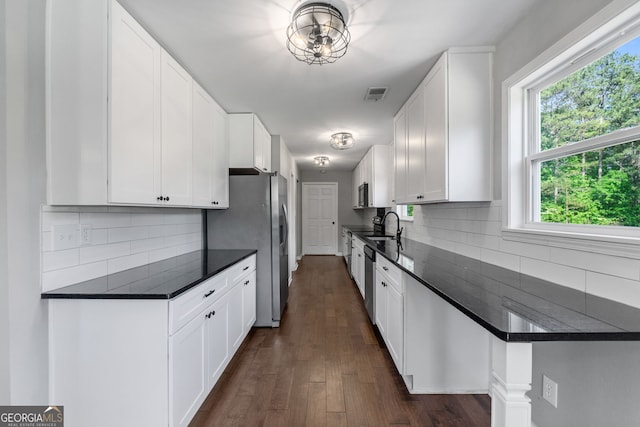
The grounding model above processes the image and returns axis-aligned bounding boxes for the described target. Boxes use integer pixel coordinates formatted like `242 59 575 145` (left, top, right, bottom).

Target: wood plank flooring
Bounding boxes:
189 255 491 427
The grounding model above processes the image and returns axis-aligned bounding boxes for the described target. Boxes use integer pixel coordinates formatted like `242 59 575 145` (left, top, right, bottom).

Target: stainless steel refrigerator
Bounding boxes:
206 173 289 327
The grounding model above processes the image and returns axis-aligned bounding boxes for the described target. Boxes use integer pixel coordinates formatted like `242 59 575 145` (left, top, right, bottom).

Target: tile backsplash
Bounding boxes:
391 201 640 309
41 206 202 292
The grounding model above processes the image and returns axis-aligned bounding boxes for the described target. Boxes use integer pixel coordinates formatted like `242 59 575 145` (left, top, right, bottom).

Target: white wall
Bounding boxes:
41 207 202 291
2 0 49 404
0 0 10 405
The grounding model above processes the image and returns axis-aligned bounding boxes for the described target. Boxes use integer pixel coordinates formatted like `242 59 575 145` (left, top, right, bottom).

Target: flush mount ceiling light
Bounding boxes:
286 2 351 65
314 156 330 167
329 132 354 150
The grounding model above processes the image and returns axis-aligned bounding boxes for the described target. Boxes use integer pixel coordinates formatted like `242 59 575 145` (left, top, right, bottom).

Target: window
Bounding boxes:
398 204 414 221
531 37 640 227
505 1 640 249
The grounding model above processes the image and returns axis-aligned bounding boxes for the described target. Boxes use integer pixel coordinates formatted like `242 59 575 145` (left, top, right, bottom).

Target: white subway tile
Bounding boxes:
131 237 166 254
471 206 502 222
467 233 502 250
131 213 166 227
42 231 53 252
481 248 520 272
455 243 482 261
521 257 586 292
108 226 149 243
42 212 79 231
42 249 79 272
175 223 201 234
79 242 130 264
42 261 107 291
549 247 640 281
587 272 640 309
149 224 177 237
91 229 109 245
107 252 149 274
500 240 550 261
79 212 131 229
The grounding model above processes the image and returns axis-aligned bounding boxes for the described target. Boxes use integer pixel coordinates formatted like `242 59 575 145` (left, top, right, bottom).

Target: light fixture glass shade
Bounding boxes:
330 132 354 150
314 156 330 167
286 2 350 65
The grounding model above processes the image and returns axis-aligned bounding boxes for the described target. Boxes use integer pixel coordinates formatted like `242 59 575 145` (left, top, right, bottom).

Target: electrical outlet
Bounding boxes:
542 375 558 408
79 224 92 246
52 224 79 250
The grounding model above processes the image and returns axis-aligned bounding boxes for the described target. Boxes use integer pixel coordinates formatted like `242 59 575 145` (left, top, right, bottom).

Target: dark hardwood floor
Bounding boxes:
189 255 491 427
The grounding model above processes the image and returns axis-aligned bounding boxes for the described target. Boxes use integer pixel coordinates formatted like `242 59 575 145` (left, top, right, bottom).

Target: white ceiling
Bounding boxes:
118 0 539 171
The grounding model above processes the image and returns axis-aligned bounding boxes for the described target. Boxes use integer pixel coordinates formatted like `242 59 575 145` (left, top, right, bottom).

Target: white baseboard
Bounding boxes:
296 255 302 261
336 251 343 257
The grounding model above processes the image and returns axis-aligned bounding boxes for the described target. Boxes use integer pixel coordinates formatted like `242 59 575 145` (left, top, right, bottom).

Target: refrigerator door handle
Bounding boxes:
281 204 289 246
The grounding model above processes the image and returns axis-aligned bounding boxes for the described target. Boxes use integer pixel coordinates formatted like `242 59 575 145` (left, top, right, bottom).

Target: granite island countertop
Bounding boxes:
41 249 257 300
345 228 640 342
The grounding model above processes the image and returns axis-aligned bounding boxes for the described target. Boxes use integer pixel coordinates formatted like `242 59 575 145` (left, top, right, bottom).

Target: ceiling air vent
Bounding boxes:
364 87 388 102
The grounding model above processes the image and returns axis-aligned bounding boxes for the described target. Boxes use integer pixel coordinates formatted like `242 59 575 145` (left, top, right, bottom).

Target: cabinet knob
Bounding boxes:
203 289 215 298
206 310 216 319
244 280 250 285
263 168 267 171
164 196 170 202
157 196 163 201
383 266 389 271
243 266 249 271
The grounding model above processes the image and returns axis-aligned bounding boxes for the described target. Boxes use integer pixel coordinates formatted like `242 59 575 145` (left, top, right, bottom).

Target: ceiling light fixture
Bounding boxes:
314 156 330 167
286 2 350 65
330 132 354 150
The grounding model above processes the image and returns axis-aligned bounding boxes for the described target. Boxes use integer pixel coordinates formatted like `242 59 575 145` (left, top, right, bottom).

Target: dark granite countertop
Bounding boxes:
345 228 640 342
41 249 257 300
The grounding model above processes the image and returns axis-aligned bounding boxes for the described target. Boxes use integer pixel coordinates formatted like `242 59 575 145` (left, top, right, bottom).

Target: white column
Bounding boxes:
490 336 533 427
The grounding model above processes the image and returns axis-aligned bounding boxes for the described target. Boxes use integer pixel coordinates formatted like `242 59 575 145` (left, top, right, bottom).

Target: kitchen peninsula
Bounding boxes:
344 228 640 427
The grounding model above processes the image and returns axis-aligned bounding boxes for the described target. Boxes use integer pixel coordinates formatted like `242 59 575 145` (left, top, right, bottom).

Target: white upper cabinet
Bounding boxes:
394 47 493 204
192 82 229 208
393 108 408 204
46 0 229 208
352 145 393 209
109 1 162 204
228 113 272 173
160 51 193 206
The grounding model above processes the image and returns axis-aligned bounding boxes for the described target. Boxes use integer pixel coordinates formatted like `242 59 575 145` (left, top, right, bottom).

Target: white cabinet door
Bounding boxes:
254 118 271 173
394 108 408 204
169 310 207 427
211 103 229 208
375 272 388 337
405 88 426 203
109 0 161 204
242 271 257 333
423 55 448 202
161 51 193 206
352 163 361 208
386 283 404 372
227 280 244 353
192 82 228 208
205 295 229 390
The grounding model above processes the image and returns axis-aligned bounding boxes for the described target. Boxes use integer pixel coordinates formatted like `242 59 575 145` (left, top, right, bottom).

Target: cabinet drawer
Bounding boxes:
169 273 228 334
377 256 403 293
226 254 256 284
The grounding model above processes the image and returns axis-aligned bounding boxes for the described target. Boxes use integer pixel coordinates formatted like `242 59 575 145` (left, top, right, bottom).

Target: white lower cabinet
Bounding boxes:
375 256 404 374
48 254 256 427
352 237 366 298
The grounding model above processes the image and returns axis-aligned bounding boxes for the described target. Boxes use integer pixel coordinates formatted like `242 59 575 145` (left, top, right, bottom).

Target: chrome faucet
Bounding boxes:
382 211 403 241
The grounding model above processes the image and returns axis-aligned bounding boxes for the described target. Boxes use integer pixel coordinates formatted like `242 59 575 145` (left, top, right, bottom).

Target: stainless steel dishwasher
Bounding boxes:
364 244 376 324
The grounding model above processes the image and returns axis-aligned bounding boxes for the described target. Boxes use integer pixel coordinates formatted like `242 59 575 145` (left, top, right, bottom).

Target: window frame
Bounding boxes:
503 0 640 256
397 204 414 222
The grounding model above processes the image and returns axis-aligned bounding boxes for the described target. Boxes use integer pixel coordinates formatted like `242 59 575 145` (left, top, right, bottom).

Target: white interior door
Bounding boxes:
302 183 338 255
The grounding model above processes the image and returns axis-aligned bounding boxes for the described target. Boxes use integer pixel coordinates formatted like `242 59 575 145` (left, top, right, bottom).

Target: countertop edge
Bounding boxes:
41 249 258 300
347 228 640 343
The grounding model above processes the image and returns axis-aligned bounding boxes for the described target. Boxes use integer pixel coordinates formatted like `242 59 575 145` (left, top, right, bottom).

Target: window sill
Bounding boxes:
503 227 640 259
399 217 414 222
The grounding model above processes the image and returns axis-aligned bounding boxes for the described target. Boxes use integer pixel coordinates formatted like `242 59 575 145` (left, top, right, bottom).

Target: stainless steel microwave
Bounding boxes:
358 183 368 207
